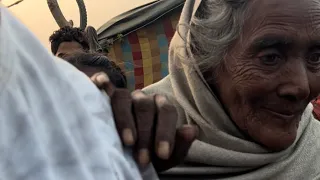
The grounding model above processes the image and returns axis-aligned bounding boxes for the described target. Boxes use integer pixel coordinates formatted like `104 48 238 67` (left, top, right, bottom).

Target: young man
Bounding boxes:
64 52 127 88
49 26 90 58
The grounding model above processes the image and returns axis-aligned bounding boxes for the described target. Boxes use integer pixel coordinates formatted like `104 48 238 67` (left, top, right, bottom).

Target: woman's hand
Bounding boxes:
90 72 198 172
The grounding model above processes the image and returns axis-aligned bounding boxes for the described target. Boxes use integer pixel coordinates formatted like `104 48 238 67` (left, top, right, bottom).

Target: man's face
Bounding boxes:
215 0 320 151
55 41 84 58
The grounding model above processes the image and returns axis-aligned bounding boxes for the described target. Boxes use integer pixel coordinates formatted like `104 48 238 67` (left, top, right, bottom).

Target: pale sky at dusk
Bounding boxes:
3 0 152 48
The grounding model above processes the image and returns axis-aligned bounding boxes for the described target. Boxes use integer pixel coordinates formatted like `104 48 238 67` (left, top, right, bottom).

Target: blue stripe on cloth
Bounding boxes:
121 37 135 91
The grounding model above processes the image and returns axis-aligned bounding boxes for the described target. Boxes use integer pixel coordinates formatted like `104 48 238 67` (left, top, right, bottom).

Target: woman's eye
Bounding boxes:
258 53 282 66
308 53 320 67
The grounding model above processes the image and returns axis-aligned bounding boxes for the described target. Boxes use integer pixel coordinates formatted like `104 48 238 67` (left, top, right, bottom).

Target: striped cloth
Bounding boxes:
107 9 181 91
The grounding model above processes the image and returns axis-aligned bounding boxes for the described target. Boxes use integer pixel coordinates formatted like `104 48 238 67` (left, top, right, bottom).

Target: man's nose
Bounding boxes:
277 61 310 102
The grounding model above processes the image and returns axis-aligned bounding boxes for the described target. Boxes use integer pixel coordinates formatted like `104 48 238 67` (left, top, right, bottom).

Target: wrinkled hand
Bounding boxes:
90 72 198 172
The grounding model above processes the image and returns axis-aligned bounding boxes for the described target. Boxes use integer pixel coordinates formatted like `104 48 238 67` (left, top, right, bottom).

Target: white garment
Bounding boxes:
0 5 157 180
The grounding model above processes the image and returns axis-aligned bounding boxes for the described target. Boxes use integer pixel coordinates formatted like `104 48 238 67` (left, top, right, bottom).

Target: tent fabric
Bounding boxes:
97 0 184 91
97 0 185 43
106 10 181 90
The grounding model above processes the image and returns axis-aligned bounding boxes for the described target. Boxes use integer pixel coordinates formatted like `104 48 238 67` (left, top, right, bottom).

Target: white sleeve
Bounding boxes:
56 60 159 180
0 5 158 179
0 59 144 180
53 59 148 180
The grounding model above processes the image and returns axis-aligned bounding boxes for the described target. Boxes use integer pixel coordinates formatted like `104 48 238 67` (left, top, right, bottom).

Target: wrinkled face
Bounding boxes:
55 41 84 58
216 0 320 151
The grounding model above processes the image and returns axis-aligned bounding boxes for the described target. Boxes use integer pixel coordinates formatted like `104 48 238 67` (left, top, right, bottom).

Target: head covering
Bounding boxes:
143 0 320 179
0 5 159 180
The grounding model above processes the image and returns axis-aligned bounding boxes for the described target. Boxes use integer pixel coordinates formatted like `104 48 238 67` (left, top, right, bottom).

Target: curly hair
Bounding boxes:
64 52 127 88
49 26 90 55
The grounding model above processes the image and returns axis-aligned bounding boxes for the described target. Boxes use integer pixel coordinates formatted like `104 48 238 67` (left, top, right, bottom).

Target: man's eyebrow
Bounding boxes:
249 35 293 51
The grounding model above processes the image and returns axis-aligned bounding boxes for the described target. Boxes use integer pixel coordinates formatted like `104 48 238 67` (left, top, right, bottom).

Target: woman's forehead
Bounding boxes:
241 0 320 45
246 0 320 26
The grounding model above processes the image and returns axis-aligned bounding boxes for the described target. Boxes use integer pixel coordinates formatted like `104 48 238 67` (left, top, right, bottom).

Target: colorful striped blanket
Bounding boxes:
107 9 180 91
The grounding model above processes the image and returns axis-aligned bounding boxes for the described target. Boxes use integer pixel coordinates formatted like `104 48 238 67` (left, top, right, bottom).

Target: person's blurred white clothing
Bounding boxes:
0 5 157 180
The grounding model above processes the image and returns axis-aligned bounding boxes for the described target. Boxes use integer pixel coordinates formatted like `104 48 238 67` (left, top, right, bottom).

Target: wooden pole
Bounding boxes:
7 0 24 8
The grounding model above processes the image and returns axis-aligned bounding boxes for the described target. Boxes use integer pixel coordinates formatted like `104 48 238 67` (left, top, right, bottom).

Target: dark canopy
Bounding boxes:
97 0 185 44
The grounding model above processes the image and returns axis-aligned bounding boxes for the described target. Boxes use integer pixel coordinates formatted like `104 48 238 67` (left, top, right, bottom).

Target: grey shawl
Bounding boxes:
143 0 320 179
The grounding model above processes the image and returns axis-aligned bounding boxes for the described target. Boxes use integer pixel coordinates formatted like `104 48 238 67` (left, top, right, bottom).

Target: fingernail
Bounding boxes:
138 149 150 166
122 129 134 146
97 73 109 83
157 141 170 159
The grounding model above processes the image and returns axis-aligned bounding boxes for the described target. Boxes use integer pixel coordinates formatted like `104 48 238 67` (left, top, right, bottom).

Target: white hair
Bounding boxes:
188 0 249 71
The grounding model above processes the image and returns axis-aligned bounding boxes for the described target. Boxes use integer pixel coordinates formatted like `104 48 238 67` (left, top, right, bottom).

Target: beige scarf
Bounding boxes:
143 0 320 179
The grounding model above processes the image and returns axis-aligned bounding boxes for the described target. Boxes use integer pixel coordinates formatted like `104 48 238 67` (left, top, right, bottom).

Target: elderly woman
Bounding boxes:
94 0 320 179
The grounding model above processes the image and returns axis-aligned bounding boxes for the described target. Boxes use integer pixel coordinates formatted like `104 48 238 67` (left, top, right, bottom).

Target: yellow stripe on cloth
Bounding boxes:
137 30 153 86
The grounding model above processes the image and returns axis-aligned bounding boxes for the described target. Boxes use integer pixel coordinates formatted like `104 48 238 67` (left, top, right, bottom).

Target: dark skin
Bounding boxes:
216 0 320 151
91 0 320 172
90 73 198 171
55 41 84 58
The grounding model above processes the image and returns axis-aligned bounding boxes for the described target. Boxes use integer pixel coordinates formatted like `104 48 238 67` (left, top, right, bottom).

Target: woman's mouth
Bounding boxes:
262 108 297 120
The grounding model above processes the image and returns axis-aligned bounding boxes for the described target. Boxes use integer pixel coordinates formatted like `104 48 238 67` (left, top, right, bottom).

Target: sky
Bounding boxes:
3 0 152 48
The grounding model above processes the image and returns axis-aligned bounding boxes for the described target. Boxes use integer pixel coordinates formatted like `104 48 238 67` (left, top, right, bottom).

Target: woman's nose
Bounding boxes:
277 63 310 102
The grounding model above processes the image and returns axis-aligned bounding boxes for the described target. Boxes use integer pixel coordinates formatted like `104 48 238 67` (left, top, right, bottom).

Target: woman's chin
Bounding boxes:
263 135 297 151
254 130 298 151
244 114 301 151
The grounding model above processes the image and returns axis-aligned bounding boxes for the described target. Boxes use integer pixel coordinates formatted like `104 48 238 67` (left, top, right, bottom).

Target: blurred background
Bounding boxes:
3 0 153 48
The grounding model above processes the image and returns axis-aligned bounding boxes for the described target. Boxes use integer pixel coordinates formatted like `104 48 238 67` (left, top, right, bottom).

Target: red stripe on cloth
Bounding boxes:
128 32 144 89
163 18 175 41
132 51 142 60
134 68 144 76
128 32 140 44
135 83 144 90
